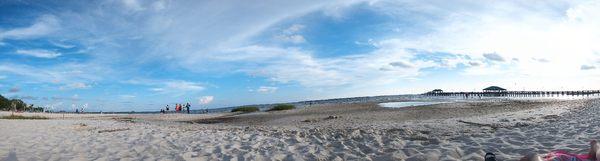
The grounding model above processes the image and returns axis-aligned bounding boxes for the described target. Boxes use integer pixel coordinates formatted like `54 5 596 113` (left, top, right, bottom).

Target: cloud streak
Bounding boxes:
16 49 61 58
257 86 278 93
0 14 59 41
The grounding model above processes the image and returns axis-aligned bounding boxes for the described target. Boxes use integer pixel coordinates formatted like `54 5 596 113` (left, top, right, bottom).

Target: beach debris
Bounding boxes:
302 115 340 123
514 122 530 127
73 123 94 131
192 116 232 124
98 128 130 133
326 115 340 120
113 117 142 123
302 119 319 123
457 120 500 129
542 114 560 120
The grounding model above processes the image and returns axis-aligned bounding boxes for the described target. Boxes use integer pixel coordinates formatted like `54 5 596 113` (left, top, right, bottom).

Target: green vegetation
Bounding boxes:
267 104 295 112
1 94 44 112
0 95 27 111
0 114 48 120
231 106 260 113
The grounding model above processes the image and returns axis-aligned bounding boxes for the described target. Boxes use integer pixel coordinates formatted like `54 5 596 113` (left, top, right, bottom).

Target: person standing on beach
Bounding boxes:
166 105 170 112
186 103 190 114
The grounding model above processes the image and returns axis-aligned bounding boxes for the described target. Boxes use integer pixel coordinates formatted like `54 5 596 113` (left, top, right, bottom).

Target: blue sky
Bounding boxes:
1 0 600 111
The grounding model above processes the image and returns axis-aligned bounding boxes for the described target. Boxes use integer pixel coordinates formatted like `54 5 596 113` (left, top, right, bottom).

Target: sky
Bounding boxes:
1 0 600 112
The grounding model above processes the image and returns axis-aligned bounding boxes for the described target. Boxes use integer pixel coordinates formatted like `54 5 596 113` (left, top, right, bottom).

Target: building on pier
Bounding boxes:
431 89 443 94
483 86 507 93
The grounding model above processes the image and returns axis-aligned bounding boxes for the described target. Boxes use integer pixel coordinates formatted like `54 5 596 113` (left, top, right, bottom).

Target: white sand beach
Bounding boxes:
1 98 599 161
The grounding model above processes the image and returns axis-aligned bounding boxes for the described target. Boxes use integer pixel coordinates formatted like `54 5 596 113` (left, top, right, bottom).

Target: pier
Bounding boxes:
423 86 600 98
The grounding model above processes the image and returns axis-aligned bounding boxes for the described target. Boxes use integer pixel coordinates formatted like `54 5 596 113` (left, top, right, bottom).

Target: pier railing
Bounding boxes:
423 90 600 98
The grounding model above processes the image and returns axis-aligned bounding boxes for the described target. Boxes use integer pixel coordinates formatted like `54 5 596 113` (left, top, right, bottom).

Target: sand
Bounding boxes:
1 98 599 161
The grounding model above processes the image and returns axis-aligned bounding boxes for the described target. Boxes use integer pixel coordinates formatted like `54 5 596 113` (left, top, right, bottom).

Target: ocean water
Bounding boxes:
378 101 447 108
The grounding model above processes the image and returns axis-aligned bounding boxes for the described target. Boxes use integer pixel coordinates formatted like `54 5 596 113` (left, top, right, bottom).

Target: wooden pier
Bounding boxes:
423 90 600 98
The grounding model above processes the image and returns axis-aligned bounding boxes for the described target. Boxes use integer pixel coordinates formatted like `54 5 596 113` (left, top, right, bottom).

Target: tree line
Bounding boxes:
0 94 43 112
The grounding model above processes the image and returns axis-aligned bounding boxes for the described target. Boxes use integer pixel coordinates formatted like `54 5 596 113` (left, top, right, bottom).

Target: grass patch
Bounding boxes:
113 117 143 122
267 104 295 112
0 114 48 120
231 106 259 113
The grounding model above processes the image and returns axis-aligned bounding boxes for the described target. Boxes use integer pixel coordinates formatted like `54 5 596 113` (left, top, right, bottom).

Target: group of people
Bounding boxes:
74 107 84 114
160 103 191 114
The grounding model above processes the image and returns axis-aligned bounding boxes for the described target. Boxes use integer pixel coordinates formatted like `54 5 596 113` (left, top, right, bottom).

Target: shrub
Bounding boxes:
267 104 295 112
0 114 48 120
231 106 259 113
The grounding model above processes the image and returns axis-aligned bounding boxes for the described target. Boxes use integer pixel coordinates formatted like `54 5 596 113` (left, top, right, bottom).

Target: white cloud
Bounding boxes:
0 14 59 41
198 96 214 104
321 0 375 20
276 24 306 44
122 0 144 11
11 1 370 90
276 34 306 44
358 0 600 85
256 86 278 93
284 24 305 34
50 41 75 49
16 49 62 58
119 94 136 99
150 88 164 92
532 58 550 63
60 82 91 90
231 45 431 87
0 63 105 89
164 80 205 91
132 79 206 95
123 1 366 69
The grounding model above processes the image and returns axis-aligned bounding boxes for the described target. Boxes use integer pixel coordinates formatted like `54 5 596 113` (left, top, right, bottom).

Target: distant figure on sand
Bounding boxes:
165 105 169 112
186 103 190 114
520 140 600 161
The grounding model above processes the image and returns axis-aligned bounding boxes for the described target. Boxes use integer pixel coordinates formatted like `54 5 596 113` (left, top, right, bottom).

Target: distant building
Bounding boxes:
483 86 507 92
